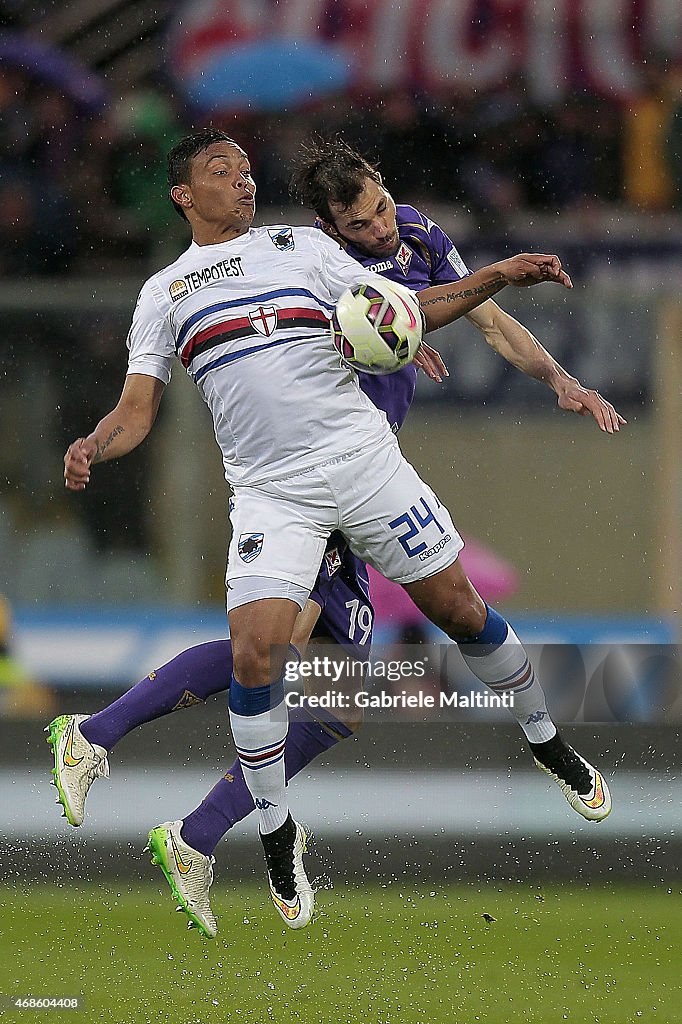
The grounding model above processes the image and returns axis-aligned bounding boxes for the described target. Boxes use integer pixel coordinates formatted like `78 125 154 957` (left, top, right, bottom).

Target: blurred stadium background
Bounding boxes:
1 1 681 1021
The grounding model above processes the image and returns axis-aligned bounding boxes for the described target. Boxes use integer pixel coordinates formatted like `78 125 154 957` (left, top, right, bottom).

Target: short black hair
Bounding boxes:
167 129 245 220
289 135 382 224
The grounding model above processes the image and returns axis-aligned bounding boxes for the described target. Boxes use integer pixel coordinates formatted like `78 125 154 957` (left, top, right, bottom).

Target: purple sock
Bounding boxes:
80 640 232 751
181 707 353 856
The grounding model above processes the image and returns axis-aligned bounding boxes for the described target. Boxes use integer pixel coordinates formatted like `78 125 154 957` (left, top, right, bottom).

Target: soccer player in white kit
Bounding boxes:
63 130 616 929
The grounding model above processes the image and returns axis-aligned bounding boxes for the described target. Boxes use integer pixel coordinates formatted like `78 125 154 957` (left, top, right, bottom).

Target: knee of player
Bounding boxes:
434 592 487 641
232 645 279 687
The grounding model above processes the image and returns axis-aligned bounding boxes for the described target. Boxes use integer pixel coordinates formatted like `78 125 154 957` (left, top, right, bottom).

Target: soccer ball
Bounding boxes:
330 279 423 375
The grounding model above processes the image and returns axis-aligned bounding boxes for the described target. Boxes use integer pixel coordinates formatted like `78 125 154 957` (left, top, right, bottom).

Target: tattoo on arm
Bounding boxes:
420 277 503 307
93 425 124 464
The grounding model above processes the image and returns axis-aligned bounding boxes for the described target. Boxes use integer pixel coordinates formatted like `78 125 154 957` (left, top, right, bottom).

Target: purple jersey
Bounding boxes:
347 205 470 432
311 207 470 657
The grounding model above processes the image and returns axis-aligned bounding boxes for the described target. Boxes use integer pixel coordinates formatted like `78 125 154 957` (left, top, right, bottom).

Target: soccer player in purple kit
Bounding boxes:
51 132 622 937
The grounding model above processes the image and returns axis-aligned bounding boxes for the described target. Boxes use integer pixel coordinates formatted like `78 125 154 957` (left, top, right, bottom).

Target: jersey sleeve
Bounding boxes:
126 281 175 384
425 217 471 286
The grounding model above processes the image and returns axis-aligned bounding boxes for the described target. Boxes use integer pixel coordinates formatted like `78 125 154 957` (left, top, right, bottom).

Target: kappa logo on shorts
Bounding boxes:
238 533 264 562
268 227 295 252
324 547 342 577
418 533 452 560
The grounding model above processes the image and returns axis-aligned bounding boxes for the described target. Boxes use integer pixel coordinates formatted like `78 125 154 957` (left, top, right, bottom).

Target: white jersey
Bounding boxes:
127 226 397 486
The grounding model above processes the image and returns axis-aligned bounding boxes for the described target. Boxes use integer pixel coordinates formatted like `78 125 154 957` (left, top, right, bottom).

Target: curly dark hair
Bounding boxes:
289 135 382 224
167 129 245 220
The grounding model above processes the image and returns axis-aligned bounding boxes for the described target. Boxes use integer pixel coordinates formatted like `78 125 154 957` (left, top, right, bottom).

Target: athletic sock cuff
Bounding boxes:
228 675 285 716
457 604 509 652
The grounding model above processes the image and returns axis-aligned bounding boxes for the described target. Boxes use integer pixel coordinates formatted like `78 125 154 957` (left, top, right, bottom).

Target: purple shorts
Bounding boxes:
310 532 374 661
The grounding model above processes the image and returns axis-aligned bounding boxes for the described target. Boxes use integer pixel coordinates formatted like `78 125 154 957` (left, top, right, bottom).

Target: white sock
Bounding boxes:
459 625 557 743
229 702 289 834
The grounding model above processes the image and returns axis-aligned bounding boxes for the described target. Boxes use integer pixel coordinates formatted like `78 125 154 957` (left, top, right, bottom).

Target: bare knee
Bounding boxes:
231 640 278 686
229 598 300 686
405 565 487 641
433 591 487 640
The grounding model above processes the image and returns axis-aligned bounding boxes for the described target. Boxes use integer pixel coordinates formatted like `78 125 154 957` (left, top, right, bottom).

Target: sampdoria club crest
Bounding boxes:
249 305 278 337
238 533 264 562
268 227 295 251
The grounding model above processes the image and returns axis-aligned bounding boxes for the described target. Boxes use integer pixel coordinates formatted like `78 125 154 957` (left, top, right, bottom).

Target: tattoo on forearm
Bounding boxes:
420 277 504 307
93 425 124 463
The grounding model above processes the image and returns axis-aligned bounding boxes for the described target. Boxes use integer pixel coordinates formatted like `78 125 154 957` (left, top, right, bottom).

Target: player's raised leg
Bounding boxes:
46 641 234 824
180 598 360 862
82 640 233 749
341 442 610 822
227 592 315 928
154 563 367 937
404 562 611 821
47 580 353 830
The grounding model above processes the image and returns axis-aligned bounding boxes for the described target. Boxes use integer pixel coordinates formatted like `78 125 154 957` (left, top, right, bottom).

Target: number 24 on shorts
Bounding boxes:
388 499 445 557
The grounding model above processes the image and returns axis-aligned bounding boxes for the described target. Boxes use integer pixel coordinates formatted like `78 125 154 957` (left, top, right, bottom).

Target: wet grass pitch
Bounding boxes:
2 882 680 1024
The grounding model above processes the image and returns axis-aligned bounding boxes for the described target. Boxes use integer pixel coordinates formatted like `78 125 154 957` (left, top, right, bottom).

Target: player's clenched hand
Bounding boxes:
64 437 97 490
493 254 573 290
413 340 449 383
554 380 627 433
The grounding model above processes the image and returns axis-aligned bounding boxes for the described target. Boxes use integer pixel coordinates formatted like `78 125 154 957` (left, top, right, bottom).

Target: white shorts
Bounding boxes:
226 438 463 604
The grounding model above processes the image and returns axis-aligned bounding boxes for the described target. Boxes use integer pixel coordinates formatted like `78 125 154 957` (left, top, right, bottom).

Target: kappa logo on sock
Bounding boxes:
224 772 235 783
172 690 204 711
526 711 548 724
255 798 278 810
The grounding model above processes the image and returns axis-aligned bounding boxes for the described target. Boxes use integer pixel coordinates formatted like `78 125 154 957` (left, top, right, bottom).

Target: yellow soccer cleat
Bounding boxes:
531 733 612 821
260 815 314 929
146 820 217 939
45 714 109 826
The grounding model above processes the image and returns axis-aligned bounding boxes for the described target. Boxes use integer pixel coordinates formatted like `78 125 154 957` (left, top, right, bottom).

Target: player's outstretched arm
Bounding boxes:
466 300 626 434
418 253 572 333
64 373 166 491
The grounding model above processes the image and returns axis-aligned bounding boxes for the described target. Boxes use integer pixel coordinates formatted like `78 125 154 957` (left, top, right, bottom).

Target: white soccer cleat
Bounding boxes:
260 815 314 929
146 820 217 939
45 714 109 826
531 733 612 821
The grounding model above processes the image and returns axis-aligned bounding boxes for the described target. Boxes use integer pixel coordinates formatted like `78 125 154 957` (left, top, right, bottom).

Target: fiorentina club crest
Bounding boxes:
324 546 342 577
249 305 278 337
395 242 413 276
